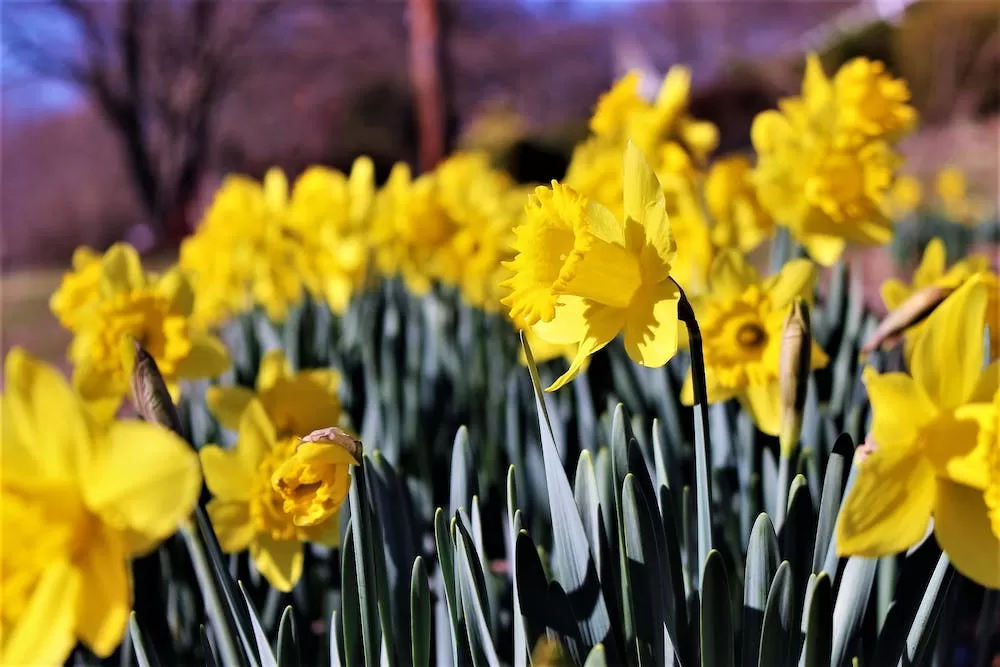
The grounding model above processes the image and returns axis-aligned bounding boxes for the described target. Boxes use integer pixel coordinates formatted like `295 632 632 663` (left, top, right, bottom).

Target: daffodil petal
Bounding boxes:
969 360 1000 403
623 281 680 368
836 449 936 557
922 410 991 490
76 528 130 657
158 268 195 315
300 512 342 548
933 478 1000 589
4 347 87 481
546 305 624 392
531 295 590 345
200 444 254 501
739 382 782 436
250 534 303 593
174 333 231 380
206 499 255 552
584 198 625 246
879 278 909 311
237 400 276 470
264 380 342 436
911 277 988 408
912 238 946 289
798 233 845 267
864 367 937 453
100 243 145 296
84 420 201 540
623 141 664 228
256 349 293 392
206 385 256 432
709 249 759 298
0 560 80 666
765 259 816 310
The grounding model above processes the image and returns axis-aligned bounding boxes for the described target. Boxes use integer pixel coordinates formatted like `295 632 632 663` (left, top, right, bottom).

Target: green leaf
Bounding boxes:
450 426 475 517
329 610 344 667
743 514 780 667
659 485 689 661
410 557 432 667
129 613 155 667
758 562 794 667
801 573 832 667
700 549 734 667
455 525 501 667
275 606 299 667
514 530 583 657
830 557 877 667
341 524 364 667
902 553 953 666
575 450 604 572
812 435 852 576
347 460 386 665
434 508 461 664
201 625 220 667
621 474 667 662
521 334 612 650
780 474 816 629
583 644 608 667
238 581 278 667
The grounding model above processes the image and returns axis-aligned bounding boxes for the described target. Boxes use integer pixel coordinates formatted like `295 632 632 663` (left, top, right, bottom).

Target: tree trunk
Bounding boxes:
408 0 445 173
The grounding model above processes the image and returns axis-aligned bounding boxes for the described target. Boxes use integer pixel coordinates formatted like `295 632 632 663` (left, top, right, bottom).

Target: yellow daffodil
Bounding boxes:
369 163 457 296
751 53 915 266
287 158 374 314
681 250 829 435
200 401 357 592
502 142 680 391
67 244 230 419
832 57 917 145
49 247 102 331
933 165 992 225
884 173 923 218
880 238 994 357
589 68 718 162
705 155 775 253
837 276 1000 588
1 348 201 664
509 312 581 369
206 348 340 437
180 169 310 325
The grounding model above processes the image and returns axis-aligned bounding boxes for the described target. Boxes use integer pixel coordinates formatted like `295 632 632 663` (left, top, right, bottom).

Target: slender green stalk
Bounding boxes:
676 282 714 583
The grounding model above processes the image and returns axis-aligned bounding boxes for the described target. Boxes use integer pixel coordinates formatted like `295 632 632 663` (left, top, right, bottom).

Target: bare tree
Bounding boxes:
3 0 283 244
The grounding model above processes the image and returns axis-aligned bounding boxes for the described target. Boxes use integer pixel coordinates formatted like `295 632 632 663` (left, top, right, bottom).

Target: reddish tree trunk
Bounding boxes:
408 0 445 173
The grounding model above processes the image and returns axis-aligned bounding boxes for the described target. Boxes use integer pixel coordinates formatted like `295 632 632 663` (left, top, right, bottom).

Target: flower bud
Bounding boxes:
272 427 362 528
779 298 811 458
124 336 182 434
862 284 953 354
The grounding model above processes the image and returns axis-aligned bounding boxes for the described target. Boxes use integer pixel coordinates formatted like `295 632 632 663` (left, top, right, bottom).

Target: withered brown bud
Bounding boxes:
862 284 953 354
301 426 363 464
127 337 183 434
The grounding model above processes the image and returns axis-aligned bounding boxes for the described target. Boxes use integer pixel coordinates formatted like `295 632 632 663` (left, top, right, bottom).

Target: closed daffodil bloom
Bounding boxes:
837 276 1000 588
200 401 358 592
681 250 828 435
206 348 341 437
1 348 201 664
502 142 680 391
68 244 230 420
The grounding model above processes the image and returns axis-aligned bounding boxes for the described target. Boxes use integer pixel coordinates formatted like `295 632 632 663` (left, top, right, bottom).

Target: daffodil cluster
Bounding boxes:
50 243 230 420
180 159 374 326
564 69 723 296
751 54 917 265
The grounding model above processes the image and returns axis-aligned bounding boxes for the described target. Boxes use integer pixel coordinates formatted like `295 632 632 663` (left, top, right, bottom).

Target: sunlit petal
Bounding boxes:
933 478 1000 589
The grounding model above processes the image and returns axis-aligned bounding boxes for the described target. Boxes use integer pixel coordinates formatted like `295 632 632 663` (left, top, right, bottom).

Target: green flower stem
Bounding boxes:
676 282 714 582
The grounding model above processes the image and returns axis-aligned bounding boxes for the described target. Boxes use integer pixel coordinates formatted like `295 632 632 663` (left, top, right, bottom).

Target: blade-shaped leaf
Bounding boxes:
812 435 852 576
758 561 794 667
830 557 877 667
521 334 612 649
700 550 734 667
411 557 432 667
800 573 832 667
743 513 780 667
276 606 299 667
